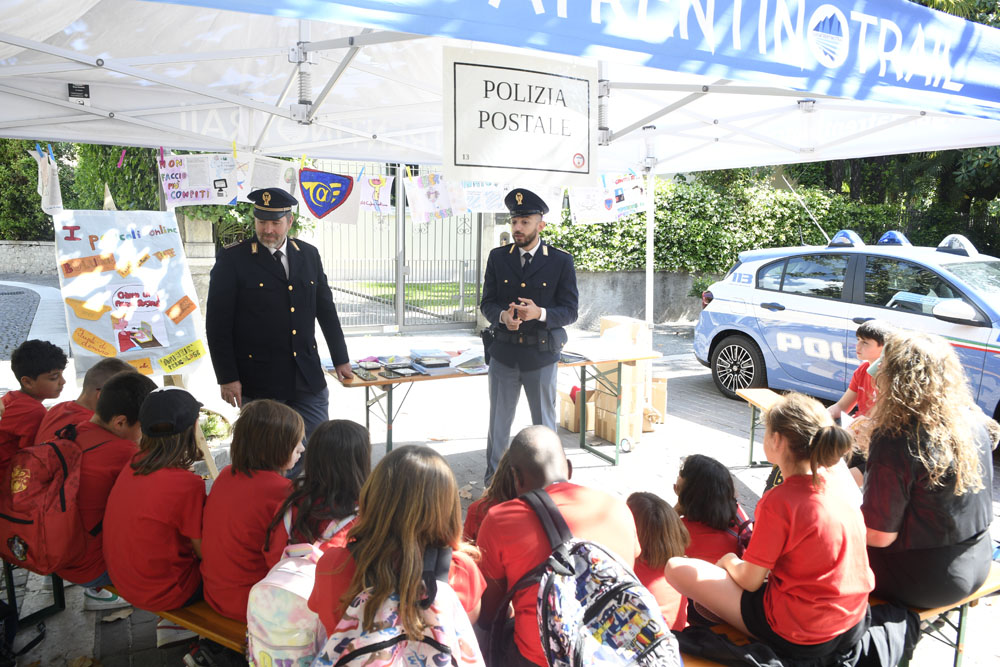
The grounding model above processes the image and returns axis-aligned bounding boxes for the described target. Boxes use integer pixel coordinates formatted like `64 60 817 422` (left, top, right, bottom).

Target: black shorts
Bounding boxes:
741 582 869 660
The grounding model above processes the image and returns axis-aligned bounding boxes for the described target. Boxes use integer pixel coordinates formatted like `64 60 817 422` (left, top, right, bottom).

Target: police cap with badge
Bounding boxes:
504 188 549 217
248 188 298 220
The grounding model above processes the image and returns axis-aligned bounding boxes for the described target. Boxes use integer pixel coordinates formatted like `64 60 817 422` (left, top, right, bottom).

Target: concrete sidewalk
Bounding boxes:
0 276 997 666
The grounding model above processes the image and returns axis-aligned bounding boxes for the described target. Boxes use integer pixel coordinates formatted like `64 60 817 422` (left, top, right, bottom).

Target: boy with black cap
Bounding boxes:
105 387 207 651
480 188 579 484
55 371 156 609
206 187 352 471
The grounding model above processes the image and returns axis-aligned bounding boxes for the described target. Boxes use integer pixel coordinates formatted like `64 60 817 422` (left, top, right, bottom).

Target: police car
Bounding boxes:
694 230 1000 419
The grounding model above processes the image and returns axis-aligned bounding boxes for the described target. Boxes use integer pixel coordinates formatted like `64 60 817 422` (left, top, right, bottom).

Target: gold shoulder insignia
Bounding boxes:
223 239 242 250
553 245 570 254
289 239 301 251
508 244 516 254
542 244 549 257
251 242 259 255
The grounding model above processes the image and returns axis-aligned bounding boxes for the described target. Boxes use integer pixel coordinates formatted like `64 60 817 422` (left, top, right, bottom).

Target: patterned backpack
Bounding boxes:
312 545 486 667
490 489 681 667
246 512 355 667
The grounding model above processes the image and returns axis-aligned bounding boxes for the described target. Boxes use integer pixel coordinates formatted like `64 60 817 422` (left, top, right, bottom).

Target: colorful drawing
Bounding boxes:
60 254 116 279
64 297 111 321
166 295 197 324
158 340 207 373
126 358 154 375
298 168 354 219
72 328 117 358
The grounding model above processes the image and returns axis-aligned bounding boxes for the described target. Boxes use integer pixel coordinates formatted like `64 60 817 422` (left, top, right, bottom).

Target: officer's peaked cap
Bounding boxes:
248 188 298 220
505 188 549 217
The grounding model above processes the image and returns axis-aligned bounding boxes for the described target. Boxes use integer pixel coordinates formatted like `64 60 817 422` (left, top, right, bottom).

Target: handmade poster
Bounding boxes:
29 148 63 215
460 181 507 213
239 155 298 202
568 186 616 225
403 173 454 223
158 153 237 209
610 173 646 220
298 168 359 224
52 210 205 378
358 175 394 215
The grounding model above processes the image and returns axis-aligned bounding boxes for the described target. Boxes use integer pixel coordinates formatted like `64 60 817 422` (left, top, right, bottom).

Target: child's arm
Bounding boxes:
828 389 858 419
866 528 897 548
717 552 768 592
191 538 203 559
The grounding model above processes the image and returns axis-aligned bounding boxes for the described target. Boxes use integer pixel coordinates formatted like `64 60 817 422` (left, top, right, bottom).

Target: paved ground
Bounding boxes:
0 274 997 666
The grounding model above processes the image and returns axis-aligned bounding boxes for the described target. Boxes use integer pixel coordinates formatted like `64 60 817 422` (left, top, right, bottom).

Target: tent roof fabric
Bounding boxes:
1 0 999 175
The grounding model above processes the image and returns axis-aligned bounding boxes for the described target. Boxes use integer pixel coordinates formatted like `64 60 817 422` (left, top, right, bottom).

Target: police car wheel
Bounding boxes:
710 335 766 399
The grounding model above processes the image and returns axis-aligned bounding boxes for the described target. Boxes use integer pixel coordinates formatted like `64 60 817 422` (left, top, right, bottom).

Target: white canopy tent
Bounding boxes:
2 0 1000 174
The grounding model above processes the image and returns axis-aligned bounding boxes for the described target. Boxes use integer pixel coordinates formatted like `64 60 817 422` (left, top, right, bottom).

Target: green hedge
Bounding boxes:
544 180 918 275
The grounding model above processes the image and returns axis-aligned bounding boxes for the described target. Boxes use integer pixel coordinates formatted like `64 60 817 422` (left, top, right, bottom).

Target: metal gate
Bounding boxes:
306 160 482 332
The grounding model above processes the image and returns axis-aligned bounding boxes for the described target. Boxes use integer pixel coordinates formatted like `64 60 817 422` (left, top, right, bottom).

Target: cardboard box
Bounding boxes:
594 386 642 414
650 377 667 423
594 406 642 446
599 316 653 350
593 361 647 389
642 407 661 432
559 389 595 433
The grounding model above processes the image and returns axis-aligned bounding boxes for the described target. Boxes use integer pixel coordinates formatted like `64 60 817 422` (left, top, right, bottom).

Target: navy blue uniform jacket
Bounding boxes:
480 239 578 370
205 236 349 400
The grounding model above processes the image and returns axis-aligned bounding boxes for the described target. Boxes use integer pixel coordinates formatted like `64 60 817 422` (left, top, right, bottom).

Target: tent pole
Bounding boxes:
643 126 657 327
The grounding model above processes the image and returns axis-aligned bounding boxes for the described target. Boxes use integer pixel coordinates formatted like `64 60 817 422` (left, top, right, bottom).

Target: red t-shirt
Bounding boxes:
34 400 93 445
848 362 876 416
742 472 874 645
201 466 291 622
681 518 740 564
462 497 491 544
262 506 355 569
0 391 46 469
56 421 138 584
103 465 205 610
633 559 687 630
477 482 641 666
308 546 486 635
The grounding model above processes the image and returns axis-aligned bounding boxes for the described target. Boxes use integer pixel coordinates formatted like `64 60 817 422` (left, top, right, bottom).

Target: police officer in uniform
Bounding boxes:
206 188 353 444
480 188 578 483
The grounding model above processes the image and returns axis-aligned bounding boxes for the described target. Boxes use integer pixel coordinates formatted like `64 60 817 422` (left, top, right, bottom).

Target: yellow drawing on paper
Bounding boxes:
126 358 154 375
158 340 206 373
72 328 117 357
65 297 112 321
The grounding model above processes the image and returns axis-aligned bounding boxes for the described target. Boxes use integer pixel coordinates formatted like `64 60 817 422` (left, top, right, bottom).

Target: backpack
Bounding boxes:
0 425 109 575
247 512 356 667
312 545 486 667
490 489 681 667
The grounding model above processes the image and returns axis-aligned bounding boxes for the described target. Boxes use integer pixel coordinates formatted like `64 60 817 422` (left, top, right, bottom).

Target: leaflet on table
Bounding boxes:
53 210 205 378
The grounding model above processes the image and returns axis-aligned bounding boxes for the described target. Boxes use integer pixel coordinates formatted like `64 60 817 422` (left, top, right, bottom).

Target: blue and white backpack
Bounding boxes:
491 489 681 667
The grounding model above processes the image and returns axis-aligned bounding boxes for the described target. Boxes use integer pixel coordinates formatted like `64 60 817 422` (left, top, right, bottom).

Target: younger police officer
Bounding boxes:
480 188 578 483
206 188 352 442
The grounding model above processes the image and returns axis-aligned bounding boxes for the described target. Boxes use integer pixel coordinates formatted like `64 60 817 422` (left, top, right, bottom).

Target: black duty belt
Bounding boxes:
493 330 547 346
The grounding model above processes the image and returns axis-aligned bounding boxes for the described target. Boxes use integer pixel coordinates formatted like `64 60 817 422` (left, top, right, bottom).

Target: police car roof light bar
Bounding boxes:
937 234 979 257
876 230 911 246
828 230 865 247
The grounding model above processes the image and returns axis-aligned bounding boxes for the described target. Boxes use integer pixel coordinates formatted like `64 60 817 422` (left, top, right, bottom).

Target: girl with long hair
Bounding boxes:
463 448 518 544
263 419 371 566
863 331 995 608
308 445 486 641
665 393 873 661
627 492 690 630
674 454 743 564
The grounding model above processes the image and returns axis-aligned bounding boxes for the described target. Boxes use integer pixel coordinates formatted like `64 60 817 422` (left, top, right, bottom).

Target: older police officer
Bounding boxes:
480 188 579 483
206 188 353 443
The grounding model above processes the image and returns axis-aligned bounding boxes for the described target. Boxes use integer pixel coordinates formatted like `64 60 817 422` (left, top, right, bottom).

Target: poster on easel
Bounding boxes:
53 210 206 378
158 153 238 209
403 172 454 223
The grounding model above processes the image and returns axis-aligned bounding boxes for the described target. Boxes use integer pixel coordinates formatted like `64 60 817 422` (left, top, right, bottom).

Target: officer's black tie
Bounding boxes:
522 252 532 270
273 249 287 279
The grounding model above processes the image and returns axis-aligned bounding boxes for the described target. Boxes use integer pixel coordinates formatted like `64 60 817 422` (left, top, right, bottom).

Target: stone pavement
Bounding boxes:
0 275 997 666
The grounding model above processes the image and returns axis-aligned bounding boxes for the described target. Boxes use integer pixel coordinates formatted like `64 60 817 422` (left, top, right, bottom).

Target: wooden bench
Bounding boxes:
105 586 246 653
735 387 782 467
680 561 1000 667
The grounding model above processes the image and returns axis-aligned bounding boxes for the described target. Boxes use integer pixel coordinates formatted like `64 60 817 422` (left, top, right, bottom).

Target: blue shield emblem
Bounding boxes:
298 168 354 219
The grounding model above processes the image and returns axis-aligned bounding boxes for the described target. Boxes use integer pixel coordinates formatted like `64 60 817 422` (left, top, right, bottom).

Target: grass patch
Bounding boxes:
358 281 478 309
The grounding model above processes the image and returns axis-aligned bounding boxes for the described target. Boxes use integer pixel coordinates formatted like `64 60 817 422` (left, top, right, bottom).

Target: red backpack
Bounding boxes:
0 425 109 575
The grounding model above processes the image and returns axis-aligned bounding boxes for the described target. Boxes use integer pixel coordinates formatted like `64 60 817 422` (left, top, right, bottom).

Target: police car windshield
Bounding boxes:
942 261 1000 295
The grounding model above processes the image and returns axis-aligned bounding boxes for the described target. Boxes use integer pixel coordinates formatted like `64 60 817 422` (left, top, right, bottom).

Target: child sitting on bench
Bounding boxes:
627 492 689 630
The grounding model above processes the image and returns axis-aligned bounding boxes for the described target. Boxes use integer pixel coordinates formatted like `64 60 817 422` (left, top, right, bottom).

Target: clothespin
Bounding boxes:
405 165 413 179
300 154 307 169
601 174 607 190
232 140 237 159
357 166 365 181
628 168 637 176
117 148 126 168
46 144 55 165
34 142 43 160
159 146 165 167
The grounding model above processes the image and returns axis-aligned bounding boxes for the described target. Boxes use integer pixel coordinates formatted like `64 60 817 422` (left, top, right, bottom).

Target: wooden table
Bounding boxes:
333 350 661 466
735 387 782 467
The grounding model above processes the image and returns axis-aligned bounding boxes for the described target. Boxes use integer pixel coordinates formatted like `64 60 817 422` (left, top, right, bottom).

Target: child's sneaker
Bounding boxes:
156 618 196 647
83 587 130 610
183 639 248 667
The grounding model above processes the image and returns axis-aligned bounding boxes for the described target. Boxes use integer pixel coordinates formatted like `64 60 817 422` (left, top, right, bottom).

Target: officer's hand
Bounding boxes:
334 362 355 381
503 303 521 331
514 297 542 321
220 381 243 408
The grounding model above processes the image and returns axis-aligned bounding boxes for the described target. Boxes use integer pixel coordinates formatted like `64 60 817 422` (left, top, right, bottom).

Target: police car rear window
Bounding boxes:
942 261 1000 295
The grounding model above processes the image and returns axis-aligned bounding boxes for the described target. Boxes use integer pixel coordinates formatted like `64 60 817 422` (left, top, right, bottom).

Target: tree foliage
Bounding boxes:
0 140 78 241
72 145 160 211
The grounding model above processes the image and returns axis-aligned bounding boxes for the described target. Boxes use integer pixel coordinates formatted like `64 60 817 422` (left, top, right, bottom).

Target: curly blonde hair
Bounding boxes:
869 332 983 495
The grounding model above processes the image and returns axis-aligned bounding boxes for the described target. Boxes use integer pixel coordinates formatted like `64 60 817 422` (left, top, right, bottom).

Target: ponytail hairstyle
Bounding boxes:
341 446 463 638
627 492 690 570
265 420 371 549
675 454 738 530
481 448 518 509
764 392 853 486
